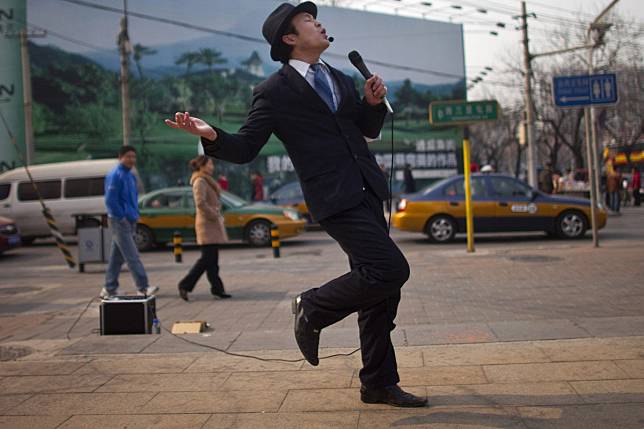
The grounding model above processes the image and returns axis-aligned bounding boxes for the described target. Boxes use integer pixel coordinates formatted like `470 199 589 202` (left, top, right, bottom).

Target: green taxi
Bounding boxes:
135 187 306 251
393 174 607 242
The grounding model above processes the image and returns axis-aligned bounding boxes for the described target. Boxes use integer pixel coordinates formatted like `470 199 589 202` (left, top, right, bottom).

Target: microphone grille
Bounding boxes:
348 50 362 66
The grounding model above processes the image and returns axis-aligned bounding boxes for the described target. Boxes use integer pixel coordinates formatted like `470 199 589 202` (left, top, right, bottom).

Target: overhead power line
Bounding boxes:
58 0 267 43
9 13 119 57
479 0 595 20
450 0 588 28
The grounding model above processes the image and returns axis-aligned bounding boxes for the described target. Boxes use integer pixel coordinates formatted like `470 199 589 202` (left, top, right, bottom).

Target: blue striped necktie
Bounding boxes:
310 63 336 112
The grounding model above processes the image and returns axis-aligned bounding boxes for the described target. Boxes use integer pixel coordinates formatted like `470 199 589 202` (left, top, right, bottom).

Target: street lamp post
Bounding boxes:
587 8 618 211
585 0 621 247
522 0 621 248
520 1 538 188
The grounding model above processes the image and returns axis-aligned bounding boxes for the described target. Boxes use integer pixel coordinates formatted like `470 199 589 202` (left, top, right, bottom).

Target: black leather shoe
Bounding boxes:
292 295 320 366
361 385 428 408
178 287 189 302
212 292 232 299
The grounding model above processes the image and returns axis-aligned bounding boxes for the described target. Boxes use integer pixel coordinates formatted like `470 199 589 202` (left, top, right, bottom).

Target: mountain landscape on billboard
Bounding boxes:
84 34 464 98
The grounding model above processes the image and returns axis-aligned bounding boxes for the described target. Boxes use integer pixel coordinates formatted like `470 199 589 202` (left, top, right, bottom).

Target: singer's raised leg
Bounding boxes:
301 189 409 329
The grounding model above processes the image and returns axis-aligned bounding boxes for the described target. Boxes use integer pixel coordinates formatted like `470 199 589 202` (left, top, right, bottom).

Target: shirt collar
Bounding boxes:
288 58 327 78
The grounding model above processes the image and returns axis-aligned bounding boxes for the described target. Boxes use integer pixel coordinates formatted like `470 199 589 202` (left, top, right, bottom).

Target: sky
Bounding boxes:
26 0 643 102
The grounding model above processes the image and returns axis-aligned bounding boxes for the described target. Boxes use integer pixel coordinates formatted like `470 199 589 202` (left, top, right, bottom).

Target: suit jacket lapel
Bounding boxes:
280 64 331 114
327 64 351 112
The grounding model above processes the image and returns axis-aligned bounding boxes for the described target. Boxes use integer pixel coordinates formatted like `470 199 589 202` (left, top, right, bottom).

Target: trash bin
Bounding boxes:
74 213 111 273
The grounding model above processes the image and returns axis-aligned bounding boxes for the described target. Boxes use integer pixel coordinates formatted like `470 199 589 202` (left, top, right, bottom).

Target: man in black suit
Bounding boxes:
166 1 426 408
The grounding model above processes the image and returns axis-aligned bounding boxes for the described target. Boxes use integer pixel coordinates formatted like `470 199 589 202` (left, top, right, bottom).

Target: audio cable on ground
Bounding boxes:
65 296 361 363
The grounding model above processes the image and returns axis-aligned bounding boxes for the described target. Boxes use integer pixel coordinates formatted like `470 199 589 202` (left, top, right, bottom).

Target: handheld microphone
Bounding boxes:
348 50 394 114
328 36 334 42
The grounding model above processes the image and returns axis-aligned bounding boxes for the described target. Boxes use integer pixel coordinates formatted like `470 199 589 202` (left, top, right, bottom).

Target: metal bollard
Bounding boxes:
173 231 183 263
271 224 280 258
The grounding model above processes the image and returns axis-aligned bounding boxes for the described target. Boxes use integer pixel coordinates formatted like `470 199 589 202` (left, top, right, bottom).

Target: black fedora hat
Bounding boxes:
262 2 317 62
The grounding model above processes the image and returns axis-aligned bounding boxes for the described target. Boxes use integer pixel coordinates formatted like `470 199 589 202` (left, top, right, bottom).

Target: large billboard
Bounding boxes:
0 0 25 172
27 0 465 193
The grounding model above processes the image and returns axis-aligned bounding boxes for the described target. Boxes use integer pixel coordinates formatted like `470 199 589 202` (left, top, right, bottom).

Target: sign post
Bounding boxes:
462 127 474 253
552 73 619 248
429 100 500 253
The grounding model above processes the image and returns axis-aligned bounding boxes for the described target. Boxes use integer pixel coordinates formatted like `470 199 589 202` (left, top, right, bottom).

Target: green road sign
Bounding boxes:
429 100 500 126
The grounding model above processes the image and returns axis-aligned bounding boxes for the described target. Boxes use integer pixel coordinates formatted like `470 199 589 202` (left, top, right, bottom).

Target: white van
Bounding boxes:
0 159 143 244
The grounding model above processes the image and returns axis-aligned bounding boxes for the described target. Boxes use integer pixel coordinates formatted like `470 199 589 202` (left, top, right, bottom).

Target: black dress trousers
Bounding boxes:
300 187 410 388
179 244 225 295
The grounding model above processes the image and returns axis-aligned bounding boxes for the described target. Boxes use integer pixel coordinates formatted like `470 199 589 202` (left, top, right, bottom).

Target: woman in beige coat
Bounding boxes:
178 155 231 301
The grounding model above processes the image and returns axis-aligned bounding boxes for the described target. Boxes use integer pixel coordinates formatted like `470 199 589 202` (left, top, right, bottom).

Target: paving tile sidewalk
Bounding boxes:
2 207 643 427
0 336 643 428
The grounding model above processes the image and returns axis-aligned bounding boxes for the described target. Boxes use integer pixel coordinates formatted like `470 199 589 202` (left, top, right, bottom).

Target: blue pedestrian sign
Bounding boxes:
553 73 618 108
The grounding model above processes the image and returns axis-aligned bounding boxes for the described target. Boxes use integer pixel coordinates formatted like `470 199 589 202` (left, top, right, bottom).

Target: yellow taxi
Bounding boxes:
268 179 408 224
135 187 306 251
268 181 311 223
393 174 607 242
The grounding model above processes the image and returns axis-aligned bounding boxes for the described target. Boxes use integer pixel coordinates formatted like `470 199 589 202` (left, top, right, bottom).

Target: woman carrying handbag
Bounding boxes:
178 155 231 301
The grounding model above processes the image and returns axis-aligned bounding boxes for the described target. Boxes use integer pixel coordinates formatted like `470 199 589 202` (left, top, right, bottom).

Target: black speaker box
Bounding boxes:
99 295 156 335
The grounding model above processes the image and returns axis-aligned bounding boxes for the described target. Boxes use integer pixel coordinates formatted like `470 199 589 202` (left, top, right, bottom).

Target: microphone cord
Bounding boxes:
65 296 97 340
387 112 395 233
161 325 360 363
66 296 361 364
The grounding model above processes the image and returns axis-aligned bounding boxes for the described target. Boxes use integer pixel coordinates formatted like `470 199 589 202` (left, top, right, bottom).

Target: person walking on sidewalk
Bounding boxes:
631 166 641 207
165 2 425 408
101 146 158 299
606 156 621 213
217 173 229 191
251 170 265 201
178 156 231 301
538 162 554 194
403 164 416 194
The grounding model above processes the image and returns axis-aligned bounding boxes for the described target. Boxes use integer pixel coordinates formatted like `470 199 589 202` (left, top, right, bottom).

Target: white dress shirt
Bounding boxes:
288 58 380 141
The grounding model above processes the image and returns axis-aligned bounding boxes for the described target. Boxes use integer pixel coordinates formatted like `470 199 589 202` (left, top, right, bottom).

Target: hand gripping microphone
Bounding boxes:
348 50 394 114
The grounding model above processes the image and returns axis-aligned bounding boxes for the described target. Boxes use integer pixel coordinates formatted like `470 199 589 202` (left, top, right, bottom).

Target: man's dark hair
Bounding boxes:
118 145 137 157
280 23 299 64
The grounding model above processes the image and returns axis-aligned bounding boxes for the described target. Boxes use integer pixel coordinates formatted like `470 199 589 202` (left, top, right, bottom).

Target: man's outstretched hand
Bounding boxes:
165 112 217 141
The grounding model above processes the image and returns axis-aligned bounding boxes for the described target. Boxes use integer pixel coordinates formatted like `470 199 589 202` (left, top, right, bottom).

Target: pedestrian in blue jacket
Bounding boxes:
101 146 158 299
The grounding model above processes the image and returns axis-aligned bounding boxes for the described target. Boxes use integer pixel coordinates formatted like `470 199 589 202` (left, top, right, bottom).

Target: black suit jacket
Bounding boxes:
201 63 388 222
